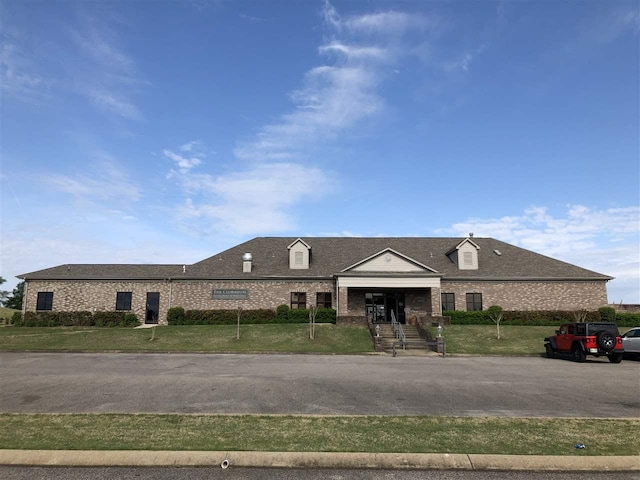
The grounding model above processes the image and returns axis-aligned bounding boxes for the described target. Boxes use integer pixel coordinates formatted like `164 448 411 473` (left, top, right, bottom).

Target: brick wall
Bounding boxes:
24 277 609 325
24 279 335 325
440 280 608 311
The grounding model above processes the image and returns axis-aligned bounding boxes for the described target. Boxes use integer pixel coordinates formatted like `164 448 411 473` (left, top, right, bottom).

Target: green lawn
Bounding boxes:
1 414 637 455
0 324 374 353
430 325 553 355
0 307 19 322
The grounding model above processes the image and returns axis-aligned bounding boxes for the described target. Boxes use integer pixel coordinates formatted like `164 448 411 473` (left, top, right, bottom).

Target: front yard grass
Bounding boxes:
0 324 374 354
433 325 553 355
1 413 637 456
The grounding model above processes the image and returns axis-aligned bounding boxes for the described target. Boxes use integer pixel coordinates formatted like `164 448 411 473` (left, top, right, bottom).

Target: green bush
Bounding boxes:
445 310 603 326
167 306 186 325
314 308 337 323
616 313 640 328
599 306 616 322
123 313 139 327
11 312 23 326
276 304 290 322
94 311 126 327
182 309 277 325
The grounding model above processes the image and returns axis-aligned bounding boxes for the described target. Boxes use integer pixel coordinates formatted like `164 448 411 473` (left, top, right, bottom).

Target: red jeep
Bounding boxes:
544 322 624 363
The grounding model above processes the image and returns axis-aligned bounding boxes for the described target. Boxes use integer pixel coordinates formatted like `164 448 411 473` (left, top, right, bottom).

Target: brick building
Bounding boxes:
18 237 612 324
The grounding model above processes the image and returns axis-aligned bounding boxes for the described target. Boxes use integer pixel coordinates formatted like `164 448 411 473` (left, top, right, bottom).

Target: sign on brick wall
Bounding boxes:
212 289 248 300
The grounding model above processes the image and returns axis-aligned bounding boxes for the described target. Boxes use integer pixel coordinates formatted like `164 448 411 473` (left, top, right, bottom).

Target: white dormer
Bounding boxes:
446 238 480 270
288 238 311 269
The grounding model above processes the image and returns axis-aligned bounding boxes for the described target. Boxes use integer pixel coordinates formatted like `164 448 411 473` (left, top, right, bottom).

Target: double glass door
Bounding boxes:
365 292 405 323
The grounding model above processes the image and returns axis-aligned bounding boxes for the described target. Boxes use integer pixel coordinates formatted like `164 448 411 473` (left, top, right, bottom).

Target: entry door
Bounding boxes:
384 293 406 324
145 292 160 324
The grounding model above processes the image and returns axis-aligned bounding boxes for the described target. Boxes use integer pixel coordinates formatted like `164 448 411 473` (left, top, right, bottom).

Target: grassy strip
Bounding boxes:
0 324 374 354
429 325 553 355
0 414 637 456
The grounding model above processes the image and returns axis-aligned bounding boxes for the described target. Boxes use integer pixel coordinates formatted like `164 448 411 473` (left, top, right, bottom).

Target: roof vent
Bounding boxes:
494 249 502 256
242 253 253 273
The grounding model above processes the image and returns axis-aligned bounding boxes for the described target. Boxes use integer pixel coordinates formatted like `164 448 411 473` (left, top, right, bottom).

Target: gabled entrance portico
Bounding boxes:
335 247 442 322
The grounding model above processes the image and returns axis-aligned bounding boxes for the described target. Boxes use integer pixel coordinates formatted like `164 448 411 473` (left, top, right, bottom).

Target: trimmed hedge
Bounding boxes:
167 307 186 325
171 307 337 325
176 309 276 326
444 310 637 327
13 311 139 327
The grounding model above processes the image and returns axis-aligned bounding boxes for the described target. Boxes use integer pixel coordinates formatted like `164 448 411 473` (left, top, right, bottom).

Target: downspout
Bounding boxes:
168 278 172 309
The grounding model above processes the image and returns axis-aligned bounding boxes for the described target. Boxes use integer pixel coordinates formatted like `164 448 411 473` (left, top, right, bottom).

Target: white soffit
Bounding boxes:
337 276 441 288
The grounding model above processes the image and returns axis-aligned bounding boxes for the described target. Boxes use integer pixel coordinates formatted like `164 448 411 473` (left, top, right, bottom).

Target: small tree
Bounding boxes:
4 281 25 310
487 305 503 339
309 305 318 340
572 309 588 323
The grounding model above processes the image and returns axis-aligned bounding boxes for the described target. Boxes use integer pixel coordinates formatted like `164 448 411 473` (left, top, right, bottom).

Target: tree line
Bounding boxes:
0 277 24 310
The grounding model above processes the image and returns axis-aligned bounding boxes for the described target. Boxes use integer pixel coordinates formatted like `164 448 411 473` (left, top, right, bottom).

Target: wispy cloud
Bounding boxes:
438 205 640 302
233 1 435 163
0 30 49 102
44 153 141 204
165 142 333 236
1 3 145 120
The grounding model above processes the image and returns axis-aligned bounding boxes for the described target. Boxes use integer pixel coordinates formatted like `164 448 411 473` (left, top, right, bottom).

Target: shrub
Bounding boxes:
599 306 616 322
94 311 126 327
276 304 290 322
123 313 139 327
11 311 23 326
616 313 640 328
182 309 277 325
167 306 186 325
445 310 603 326
315 308 337 323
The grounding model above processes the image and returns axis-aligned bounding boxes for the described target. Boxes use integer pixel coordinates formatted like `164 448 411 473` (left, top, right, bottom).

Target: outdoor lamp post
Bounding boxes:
375 324 380 337
437 324 443 338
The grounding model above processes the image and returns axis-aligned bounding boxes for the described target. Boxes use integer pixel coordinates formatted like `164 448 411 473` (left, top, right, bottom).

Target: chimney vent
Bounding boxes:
242 253 253 273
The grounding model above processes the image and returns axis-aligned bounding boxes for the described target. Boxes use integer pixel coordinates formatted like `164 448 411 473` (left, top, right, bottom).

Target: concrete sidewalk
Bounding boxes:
0 450 638 471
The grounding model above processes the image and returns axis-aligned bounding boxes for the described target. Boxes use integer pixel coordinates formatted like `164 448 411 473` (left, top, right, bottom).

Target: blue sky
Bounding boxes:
1 0 639 303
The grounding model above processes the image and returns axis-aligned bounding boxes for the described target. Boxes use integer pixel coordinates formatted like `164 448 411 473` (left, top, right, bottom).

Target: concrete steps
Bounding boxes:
374 323 438 355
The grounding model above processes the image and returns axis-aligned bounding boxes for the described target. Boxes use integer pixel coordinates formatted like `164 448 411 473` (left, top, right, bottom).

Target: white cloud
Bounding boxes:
1 5 145 120
163 149 203 174
233 2 436 163
0 34 48 102
44 154 141 204
438 204 640 303
89 89 142 120
170 159 333 236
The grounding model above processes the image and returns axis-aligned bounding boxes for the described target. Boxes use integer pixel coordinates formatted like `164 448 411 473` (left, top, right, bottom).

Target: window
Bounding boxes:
466 293 482 311
291 292 306 309
316 292 332 308
294 251 303 265
463 251 473 266
36 292 53 311
441 293 455 311
116 292 132 311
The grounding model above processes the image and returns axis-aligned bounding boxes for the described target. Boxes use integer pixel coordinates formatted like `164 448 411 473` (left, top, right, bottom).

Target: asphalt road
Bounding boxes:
1 467 639 480
1 353 638 417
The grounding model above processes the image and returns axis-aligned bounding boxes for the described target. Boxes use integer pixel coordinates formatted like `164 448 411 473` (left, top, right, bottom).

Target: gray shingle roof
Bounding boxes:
18 237 612 281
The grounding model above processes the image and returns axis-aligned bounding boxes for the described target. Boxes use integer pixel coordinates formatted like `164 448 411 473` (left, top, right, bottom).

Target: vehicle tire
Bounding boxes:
545 343 555 359
597 331 616 352
608 353 623 363
572 344 586 362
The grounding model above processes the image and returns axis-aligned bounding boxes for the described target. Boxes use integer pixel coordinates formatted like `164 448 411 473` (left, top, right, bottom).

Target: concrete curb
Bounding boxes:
0 450 638 471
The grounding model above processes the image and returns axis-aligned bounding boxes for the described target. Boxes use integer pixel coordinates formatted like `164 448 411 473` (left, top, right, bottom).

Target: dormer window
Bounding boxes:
288 238 311 270
446 237 480 271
